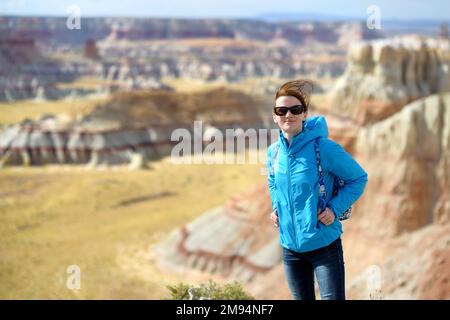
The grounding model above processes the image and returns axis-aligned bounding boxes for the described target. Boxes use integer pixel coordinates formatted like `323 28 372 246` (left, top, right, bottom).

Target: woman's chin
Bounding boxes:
282 124 300 133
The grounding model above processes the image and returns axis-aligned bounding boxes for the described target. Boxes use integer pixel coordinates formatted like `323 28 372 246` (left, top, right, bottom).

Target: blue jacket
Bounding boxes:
267 116 368 252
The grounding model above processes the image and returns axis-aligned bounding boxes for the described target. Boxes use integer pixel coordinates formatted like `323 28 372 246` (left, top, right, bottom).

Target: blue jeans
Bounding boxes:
282 238 345 300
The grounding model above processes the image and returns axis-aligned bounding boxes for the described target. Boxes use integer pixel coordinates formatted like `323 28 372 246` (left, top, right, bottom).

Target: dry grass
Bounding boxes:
161 77 227 93
162 76 281 96
0 155 266 299
55 76 119 91
0 97 105 126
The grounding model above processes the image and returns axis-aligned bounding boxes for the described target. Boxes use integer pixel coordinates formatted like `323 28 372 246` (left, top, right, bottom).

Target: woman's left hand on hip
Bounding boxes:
318 207 336 226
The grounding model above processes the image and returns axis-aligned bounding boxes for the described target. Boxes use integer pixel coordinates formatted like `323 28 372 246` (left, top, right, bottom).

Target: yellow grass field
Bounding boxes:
0 97 104 126
0 157 266 299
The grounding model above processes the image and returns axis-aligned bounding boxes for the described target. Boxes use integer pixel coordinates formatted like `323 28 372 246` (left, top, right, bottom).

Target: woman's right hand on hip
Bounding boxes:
270 210 279 228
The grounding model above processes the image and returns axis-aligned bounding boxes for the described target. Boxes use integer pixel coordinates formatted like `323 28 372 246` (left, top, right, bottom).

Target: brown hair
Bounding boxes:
275 80 313 112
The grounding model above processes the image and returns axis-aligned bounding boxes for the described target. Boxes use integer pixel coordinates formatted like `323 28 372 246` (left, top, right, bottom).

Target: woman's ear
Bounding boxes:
273 114 277 123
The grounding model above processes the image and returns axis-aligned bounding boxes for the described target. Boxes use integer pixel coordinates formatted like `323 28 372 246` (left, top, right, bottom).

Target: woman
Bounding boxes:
267 80 368 300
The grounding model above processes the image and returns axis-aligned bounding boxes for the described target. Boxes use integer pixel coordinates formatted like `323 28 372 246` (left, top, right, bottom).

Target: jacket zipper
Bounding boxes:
286 152 299 249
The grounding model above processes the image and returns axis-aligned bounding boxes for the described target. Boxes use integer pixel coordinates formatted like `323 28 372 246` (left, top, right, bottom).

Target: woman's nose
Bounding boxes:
285 110 295 117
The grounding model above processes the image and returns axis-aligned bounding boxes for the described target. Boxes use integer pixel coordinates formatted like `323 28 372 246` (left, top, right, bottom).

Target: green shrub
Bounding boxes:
165 280 254 300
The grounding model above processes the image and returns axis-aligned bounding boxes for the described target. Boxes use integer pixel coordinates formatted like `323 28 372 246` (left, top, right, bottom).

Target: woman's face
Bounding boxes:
273 95 307 135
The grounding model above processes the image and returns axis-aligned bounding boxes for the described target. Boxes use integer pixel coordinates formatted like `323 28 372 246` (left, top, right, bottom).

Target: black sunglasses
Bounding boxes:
273 104 306 116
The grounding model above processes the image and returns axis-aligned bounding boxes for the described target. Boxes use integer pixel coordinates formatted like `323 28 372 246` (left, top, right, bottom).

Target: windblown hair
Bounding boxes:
275 80 314 112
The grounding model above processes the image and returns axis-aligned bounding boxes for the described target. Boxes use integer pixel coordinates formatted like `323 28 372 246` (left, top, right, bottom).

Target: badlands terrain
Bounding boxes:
0 15 449 299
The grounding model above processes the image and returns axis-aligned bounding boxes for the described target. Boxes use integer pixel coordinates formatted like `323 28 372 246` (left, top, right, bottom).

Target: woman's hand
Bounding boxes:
270 210 279 228
318 207 335 226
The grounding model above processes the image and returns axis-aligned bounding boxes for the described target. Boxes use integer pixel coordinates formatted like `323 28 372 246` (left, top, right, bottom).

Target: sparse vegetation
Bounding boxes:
166 280 254 300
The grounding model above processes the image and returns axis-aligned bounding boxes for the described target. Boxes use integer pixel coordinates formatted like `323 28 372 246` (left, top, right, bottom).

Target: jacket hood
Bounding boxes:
278 115 329 154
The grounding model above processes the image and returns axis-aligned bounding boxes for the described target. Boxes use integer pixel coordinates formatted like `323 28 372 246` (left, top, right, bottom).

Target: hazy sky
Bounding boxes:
1 0 449 20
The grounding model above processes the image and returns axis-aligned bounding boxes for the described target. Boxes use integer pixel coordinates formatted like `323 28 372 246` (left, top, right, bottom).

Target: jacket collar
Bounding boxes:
278 116 329 155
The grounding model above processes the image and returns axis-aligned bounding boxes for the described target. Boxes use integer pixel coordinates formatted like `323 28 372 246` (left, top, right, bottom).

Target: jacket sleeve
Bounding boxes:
321 139 368 218
267 145 278 212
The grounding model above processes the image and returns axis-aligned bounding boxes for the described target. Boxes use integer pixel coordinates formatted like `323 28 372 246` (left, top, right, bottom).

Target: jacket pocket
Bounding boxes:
301 210 320 236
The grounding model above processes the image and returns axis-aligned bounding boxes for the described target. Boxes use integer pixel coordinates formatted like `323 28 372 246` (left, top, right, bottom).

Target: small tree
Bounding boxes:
165 280 254 300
